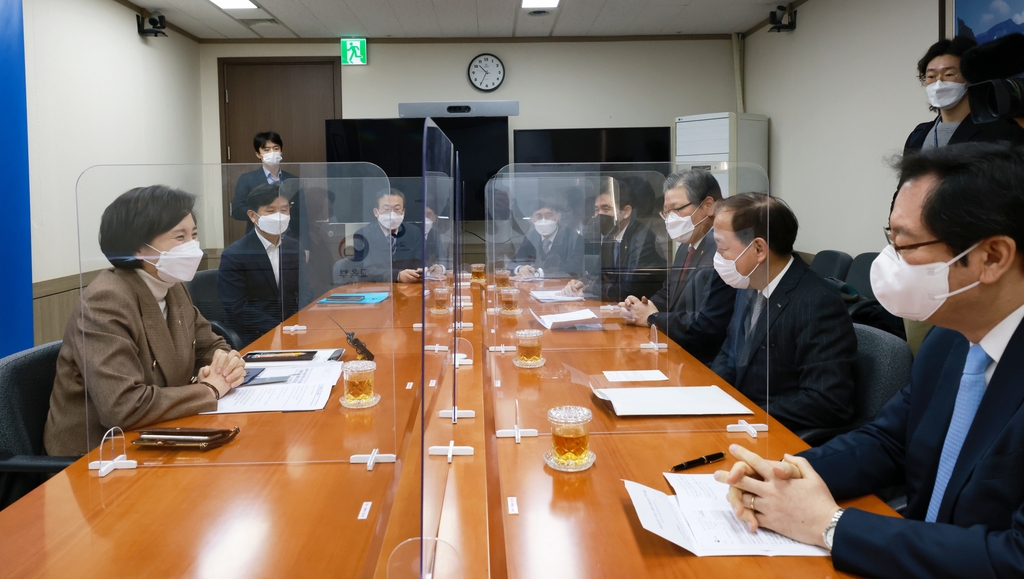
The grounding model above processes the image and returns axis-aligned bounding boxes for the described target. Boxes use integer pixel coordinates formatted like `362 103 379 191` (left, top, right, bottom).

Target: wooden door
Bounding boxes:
218 57 341 247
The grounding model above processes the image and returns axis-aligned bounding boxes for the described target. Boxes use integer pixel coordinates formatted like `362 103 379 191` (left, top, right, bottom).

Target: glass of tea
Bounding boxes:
341 360 379 409
494 269 511 288
545 405 595 471
513 329 544 368
431 287 452 314
445 269 455 288
471 263 486 283
498 287 521 315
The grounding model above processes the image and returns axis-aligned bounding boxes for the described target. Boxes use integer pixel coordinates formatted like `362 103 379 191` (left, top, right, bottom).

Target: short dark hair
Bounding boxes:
665 169 723 206
246 183 283 212
534 196 562 214
377 188 406 206
99 185 196 269
715 192 798 256
917 36 977 80
253 131 283 153
897 142 1024 261
598 177 633 210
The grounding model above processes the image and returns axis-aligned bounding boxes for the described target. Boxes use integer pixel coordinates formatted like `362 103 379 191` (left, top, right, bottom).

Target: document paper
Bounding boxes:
624 475 829 557
602 369 668 382
529 308 599 329
595 386 753 416
529 290 584 303
201 363 342 414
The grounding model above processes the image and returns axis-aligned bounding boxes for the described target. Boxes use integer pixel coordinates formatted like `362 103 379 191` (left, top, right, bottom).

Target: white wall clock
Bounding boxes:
468 53 505 92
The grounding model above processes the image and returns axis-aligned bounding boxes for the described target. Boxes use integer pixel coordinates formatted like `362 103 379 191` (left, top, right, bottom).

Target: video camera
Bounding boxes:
961 33 1024 123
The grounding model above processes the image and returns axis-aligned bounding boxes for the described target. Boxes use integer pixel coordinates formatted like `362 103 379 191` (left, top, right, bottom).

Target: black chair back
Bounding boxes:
187 269 224 323
810 250 854 281
851 323 912 425
0 341 62 508
845 252 879 301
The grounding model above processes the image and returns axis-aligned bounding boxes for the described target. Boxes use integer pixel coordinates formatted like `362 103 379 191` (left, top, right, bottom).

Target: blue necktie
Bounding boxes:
925 343 992 522
390 234 397 255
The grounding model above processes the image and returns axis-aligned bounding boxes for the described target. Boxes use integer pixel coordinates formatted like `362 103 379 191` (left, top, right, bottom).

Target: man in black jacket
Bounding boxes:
231 131 298 236
710 193 857 432
219 183 300 347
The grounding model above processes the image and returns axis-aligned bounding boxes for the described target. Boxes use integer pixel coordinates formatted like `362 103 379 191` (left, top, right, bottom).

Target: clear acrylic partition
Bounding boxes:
398 118 461 576
73 162 402 469
482 162 772 439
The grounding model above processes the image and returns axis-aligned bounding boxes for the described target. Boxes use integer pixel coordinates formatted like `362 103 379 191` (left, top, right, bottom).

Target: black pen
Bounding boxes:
670 452 725 472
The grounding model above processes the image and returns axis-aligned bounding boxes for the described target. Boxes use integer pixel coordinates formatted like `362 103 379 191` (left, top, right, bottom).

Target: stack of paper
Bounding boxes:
594 385 753 417
202 362 343 415
529 308 599 329
624 474 829 557
529 290 584 303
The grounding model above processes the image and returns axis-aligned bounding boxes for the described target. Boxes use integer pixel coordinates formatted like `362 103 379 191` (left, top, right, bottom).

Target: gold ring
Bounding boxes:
749 495 756 511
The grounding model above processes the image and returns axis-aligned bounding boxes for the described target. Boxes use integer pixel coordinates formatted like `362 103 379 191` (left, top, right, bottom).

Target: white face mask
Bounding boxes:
262 151 283 167
664 210 709 244
144 240 203 284
870 243 980 322
926 80 967 110
377 211 404 231
713 241 758 289
256 213 290 236
423 217 434 236
534 219 557 237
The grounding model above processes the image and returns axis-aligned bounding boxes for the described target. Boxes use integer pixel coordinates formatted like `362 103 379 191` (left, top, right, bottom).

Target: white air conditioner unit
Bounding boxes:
674 113 769 197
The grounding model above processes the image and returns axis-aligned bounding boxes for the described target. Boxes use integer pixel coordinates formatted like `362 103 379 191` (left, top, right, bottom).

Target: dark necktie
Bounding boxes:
543 238 552 255
390 234 397 255
677 245 697 287
745 293 766 339
613 240 621 266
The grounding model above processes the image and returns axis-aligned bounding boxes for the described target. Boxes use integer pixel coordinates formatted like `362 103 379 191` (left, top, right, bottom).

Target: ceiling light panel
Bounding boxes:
210 0 257 9
522 0 559 8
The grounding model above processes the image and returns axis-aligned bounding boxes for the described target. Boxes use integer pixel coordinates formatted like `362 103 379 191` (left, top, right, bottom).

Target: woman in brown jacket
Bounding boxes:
44 185 246 456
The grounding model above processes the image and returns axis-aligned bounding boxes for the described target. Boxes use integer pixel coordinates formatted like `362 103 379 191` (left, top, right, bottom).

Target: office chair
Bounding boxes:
845 252 880 301
795 323 912 447
186 269 242 350
810 250 854 281
0 341 77 510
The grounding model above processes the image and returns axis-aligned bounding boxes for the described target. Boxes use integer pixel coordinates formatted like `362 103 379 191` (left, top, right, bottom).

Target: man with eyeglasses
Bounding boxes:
350 189 425 284
619 170 735 365
715 143 1024 578
904 36 1024 155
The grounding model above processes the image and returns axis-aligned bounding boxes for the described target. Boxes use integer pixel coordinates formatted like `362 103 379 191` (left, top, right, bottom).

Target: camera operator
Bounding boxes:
961 33 1024 131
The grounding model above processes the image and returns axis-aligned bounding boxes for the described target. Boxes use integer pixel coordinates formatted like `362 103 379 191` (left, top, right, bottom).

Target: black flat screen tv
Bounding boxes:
326 117 509 221
513 126 671 165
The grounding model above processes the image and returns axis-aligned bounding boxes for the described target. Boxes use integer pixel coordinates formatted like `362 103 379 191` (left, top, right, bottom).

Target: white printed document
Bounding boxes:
624 475 829 557
245 363 343 387
529 308 598 329
529 290 584 303
202 382 334 414
602 369 668 382
594 386 752 416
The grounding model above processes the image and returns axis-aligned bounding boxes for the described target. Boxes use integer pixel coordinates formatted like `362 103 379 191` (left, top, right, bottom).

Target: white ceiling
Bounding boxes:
136 0 778 40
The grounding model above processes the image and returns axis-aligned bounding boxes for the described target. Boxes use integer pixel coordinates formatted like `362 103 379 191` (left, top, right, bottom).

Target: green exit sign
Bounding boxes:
341 39 367 65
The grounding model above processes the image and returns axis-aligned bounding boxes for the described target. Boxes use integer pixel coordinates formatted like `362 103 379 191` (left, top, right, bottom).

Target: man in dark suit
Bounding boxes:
564 177 666 302
619 170 735 365
510 198 584 279
350 189 425 284
219 183 300 347
716 143 1024 578
710 192 857 432
231 131 298 236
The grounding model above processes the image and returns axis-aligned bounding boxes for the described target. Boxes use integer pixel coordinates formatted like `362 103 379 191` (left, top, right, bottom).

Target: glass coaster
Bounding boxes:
512 357 545 369
544 450 596 472
341 393 381 409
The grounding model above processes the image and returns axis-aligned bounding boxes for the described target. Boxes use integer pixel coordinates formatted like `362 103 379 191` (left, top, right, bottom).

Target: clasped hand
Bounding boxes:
713 444 840 548
619 295 656 324
197 349 245 397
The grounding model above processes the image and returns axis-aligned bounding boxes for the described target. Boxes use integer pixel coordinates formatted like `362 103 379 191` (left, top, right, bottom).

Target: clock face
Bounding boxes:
468 53 504 92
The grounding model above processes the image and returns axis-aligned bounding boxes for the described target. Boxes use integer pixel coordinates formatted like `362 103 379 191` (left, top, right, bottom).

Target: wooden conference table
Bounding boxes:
0 279 896 578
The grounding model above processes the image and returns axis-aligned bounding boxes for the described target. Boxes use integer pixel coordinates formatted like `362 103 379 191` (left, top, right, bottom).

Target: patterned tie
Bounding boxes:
746 293 766 339
925 343 992 522
543 239 552 255
390 234 397 255
676 245 697 287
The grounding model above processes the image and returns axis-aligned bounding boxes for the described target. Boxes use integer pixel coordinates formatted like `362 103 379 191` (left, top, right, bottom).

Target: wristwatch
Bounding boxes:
822 508 845 551
647 312 659 327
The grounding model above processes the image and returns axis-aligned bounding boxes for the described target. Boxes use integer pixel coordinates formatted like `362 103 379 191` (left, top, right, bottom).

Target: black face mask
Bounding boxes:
597 214 618 236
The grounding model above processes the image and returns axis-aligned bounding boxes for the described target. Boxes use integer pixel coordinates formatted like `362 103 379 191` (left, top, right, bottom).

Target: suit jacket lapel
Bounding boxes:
949 115 983 144
247 231 278 290
123 272 181 384
669 239 709 307
738 258 802 370
936 319 1024 521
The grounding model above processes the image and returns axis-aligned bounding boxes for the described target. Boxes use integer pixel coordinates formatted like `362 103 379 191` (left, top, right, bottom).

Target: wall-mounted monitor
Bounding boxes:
513 126 671 165
326 117 509 221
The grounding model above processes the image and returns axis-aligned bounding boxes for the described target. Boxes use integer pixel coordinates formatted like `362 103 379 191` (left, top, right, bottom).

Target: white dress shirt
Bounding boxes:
762 255 795 298
977 302 1024 386
255 229 281 286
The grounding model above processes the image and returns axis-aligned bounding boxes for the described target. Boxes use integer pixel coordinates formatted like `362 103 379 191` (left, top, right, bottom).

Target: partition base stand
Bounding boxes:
88 427 137 477
350 448 397 470
428 440 474 463
727 420 768 438
439 406 475 421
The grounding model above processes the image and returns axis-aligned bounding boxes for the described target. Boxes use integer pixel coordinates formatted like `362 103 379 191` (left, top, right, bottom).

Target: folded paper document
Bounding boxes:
624 475 829 557
529 290 584 303
594 386 752 416
530 308 598 329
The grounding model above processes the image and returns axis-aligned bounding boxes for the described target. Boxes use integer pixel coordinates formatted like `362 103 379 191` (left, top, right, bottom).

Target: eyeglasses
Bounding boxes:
883 226 943 254
659 202 694 220
921 69 961 85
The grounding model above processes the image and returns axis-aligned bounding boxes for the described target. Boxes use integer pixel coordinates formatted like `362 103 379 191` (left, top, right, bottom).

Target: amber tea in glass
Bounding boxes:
546 406 594 470
499 287 521 315
431 287 452 314
494 269 511 288
513 329 544 368
471 263 486 283
342 360 379 409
